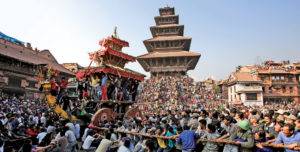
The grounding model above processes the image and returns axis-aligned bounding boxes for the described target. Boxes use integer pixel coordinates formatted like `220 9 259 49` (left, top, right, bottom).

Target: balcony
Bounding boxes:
271 80 286 85
236 86 262 93
0 62 36 76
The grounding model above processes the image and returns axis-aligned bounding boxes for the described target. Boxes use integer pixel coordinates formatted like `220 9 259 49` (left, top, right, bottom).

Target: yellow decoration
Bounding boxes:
42 81 76 120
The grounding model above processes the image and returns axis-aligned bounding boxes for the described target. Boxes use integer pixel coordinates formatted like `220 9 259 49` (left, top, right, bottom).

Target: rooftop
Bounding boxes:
0 38 74 76
138 51 200 58
228 72 260 84
145 36 191 41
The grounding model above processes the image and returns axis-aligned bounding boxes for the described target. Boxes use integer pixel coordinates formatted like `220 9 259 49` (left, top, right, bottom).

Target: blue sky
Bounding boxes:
1 0 299 80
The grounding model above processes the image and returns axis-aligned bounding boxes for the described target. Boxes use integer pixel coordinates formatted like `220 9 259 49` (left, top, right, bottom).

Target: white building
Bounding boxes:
227 72 263 106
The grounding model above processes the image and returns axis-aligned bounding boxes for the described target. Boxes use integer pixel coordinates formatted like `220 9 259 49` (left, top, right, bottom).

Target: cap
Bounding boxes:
251 115 260 121
237 120 249 131
88 124 94 128
121 137 131 142
286 115 297 121
277 115 284 121
192 113 199 117
275 109 285 115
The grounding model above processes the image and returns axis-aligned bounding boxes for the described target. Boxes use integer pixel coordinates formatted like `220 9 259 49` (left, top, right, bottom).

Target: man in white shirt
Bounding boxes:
66 122 77 138
65 126 77 152
40 113 46 126
33 116 39 126
0 114 8 125
82 131 100 151
46 121 56 133
37 128 47 144
82 124 94 142
17 114 24 124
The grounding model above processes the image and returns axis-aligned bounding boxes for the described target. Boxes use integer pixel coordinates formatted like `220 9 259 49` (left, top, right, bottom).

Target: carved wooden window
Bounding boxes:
8 77 21 87
156 42 160 48
175 41 179 47
28 81 37 88
288 76 293 82
149 42 154 48
166 41 169 47
158 58 163 65
171 27 175 32
290 86 293 93
170 41 174 47
161 41 165 47
166 58 171 65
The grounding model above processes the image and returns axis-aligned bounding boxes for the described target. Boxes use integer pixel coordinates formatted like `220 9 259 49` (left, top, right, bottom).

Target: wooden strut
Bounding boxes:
92 127 300 151
85 38 106 76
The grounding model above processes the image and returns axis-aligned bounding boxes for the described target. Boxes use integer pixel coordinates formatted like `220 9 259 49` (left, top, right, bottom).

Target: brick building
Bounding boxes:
256 61 300 104
217 80 228 101
225 61 300 106
0 32 75 99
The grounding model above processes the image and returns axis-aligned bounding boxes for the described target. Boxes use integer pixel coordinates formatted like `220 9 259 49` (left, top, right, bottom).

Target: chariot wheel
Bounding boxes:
91 108 117 125
124 108 142 119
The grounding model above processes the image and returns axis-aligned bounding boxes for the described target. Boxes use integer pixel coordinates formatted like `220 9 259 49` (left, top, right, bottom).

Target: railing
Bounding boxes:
271 80 286 85
0 62 35 76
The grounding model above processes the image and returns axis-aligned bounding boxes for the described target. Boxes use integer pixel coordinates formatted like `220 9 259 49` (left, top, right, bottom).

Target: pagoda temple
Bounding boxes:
76 28 145 81
138 6 201 77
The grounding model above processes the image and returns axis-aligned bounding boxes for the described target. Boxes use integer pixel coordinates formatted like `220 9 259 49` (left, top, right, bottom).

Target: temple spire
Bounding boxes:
113 26 119 39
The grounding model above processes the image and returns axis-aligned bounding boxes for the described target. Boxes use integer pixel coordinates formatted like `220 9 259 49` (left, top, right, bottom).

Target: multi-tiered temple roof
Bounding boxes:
138 6 201 77
76 28 145 81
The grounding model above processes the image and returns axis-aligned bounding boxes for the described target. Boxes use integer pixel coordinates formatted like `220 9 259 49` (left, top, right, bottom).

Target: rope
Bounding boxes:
92 127 300 150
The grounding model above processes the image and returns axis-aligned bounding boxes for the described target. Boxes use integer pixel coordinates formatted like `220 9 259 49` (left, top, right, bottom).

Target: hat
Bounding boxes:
150 127 156 132
192 113 199 117
251 115 260 121
237 120 249 131
88 124 94 128
121 137 131 142
277 115 284 121
286 115 297 121
275 109 285 115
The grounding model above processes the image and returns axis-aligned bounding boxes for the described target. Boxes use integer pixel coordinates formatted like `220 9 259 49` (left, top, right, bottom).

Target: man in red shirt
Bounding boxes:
57 77 68 104
50 77 57 96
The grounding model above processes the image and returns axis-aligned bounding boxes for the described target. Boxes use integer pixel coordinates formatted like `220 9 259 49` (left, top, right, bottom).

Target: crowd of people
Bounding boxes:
136 76 215 105
73 73 141 102
0 75 299 152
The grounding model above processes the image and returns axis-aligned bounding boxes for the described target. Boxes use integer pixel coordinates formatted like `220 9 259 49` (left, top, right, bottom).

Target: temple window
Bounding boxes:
156 42 160 48
175 41 179 46
150 42 154 48
166 41 169 47
290 86 293 93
